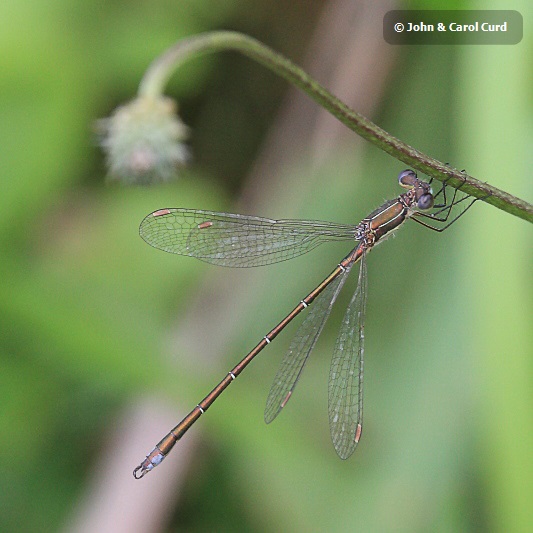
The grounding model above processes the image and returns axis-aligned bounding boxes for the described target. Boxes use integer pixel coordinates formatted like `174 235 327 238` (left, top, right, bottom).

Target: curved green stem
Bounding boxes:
139 31 532 223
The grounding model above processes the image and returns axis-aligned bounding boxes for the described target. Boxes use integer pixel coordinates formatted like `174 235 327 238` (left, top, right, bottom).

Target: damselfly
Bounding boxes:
133 169 479 478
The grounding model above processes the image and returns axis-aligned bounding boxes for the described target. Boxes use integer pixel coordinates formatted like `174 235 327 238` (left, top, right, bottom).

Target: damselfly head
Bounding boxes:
398 169 434 210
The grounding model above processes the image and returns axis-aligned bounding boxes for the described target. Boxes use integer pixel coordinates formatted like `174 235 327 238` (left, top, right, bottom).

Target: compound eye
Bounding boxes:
398 169 417 188
417 193 434 210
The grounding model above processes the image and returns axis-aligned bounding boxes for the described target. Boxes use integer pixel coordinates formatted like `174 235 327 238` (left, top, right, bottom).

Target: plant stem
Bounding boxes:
138 31 532 223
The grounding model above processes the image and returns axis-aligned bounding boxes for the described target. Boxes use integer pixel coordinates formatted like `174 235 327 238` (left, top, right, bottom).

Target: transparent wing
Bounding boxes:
140 208 356 267
328 252 367 460
264 267 351 423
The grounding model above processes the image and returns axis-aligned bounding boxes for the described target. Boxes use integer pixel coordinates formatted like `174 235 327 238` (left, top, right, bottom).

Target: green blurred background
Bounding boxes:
0 0 530 532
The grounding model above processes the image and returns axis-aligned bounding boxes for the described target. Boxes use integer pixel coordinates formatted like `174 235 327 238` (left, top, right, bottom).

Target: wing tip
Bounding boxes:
264 390 293 424
332 422 363 459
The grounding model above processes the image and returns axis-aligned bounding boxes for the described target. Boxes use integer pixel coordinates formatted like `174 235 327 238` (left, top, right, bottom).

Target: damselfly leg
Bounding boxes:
411 174 484 231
